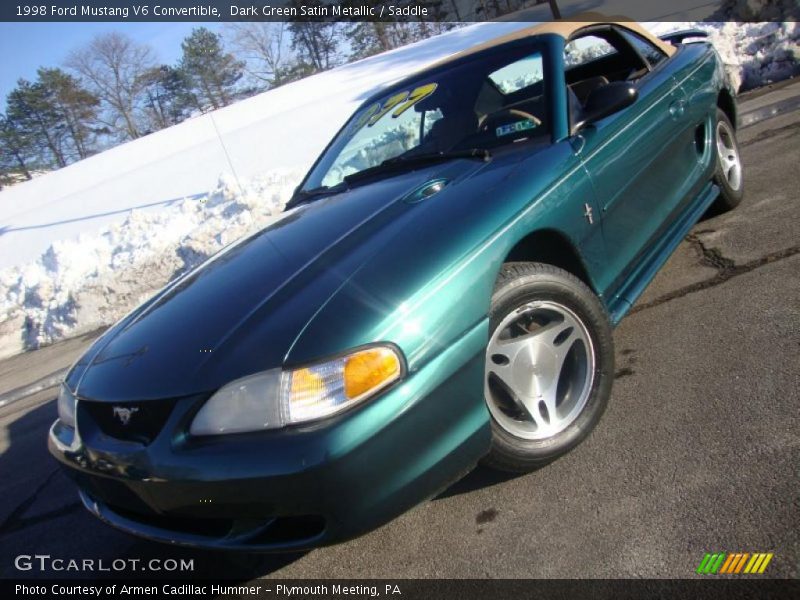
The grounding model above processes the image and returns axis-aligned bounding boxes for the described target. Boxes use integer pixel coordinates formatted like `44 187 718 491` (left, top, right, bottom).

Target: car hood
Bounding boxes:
66 160 493 402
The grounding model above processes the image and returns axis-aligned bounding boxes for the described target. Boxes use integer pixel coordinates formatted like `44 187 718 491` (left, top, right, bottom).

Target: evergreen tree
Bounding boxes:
345 1 396 60
179 27 244 110
0 113 36 188
5 79 68 168
416 2 459 37
140 65 195 131
347 22 408 61
2 69 99 176
273 60 318 86
36 68 100 160
287 0 342 73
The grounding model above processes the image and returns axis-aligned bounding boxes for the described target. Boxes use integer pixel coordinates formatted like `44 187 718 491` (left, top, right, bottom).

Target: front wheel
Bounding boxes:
482 262 614 473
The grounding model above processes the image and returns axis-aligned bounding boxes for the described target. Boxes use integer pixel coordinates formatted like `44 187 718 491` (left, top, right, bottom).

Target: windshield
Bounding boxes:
302 45 549 190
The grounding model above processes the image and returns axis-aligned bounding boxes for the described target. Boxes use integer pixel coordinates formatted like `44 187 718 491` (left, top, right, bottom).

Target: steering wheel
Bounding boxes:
479 108 541 133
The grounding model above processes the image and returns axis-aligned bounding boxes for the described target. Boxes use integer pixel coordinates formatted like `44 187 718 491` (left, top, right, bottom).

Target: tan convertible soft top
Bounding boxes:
431 13 676 69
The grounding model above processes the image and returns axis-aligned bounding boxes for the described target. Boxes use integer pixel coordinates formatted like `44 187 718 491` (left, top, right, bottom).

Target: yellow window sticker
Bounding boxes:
363 83 439 127
391 83 438 118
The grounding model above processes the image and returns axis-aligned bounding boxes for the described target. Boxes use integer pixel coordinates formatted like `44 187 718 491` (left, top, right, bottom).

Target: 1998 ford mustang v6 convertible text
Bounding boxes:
50 16 743 550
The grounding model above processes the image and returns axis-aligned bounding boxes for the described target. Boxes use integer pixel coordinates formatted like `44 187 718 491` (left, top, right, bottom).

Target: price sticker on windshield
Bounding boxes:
353 83 438 130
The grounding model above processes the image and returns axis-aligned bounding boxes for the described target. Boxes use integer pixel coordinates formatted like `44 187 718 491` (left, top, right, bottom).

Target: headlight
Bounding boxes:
190 345 403 436
57 384 76 429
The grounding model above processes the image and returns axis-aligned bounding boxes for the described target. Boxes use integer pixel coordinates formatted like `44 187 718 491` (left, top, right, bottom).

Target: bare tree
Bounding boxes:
225 22 288 88
66 32 155 141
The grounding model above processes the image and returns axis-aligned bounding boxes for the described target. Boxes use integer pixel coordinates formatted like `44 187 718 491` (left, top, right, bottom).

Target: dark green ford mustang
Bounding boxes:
50 19 743 550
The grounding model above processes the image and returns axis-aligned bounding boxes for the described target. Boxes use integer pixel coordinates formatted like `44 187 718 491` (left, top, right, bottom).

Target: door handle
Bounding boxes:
669 100 686 118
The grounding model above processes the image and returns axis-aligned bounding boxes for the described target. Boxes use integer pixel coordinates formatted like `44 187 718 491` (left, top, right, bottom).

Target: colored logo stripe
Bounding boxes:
745 553 774 574
697 553 726 574
698 552 774 574
721 553 748 574
719 553 736 573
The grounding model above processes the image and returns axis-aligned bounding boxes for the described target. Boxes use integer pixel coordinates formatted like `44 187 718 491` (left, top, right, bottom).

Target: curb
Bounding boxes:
739 94 800 129
0 368 67 409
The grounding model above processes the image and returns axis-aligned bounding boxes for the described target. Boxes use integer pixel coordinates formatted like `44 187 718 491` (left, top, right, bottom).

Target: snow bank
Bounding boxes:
0 21 531 273
651 21 799 91
0 21 797 359
707 22 799 91
0 169 301 358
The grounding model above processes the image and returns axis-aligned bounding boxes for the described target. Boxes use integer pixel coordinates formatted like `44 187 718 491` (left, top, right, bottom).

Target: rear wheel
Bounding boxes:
712 108 744 212
482 262 614 473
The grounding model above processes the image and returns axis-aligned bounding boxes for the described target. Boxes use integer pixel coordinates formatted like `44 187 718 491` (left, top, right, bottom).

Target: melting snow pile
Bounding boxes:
0 22 798 358
656 21 799 91
712 22 799 91
0 170 301 358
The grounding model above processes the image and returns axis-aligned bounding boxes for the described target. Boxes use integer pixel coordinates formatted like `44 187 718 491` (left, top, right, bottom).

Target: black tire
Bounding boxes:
482 262 614 473
711 108 744 213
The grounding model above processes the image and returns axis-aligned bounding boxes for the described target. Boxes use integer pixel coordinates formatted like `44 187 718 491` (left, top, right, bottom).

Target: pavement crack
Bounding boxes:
686 233 736 272
0 468 80 536
740 120 800 147
631 244 800 314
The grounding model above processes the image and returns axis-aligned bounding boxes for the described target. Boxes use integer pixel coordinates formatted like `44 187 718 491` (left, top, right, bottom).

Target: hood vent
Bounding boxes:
403 179 449 204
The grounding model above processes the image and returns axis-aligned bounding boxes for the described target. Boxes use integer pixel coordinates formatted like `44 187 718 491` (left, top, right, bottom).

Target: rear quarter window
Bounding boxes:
564 35 617 68
618 29 668 68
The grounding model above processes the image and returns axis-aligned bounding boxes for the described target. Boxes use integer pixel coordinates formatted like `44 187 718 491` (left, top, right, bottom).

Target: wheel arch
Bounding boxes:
717 88 737 130
502 229 599 294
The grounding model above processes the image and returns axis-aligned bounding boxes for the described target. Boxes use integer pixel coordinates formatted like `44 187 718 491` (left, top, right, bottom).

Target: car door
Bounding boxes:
569 28 691 302
661 39 721 206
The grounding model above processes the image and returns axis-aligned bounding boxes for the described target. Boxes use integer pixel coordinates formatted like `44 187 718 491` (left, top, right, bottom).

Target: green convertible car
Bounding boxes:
50 17 743 550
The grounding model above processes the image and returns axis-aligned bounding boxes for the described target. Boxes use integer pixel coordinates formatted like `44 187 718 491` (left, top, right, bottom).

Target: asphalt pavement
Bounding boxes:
0 86 797 580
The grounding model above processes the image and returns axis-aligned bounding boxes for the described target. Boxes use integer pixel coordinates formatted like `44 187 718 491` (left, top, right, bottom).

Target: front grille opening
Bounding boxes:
82 399 176 445
106 498 325 545
108 501 235 537
248 515 326 545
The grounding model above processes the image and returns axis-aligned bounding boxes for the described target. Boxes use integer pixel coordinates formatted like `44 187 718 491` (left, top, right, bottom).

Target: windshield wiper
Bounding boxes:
343 148 491 185
285 182 348 211
286 149 491 210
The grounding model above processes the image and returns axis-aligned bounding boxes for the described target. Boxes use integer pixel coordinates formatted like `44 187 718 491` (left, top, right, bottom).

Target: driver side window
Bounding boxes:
563 29 650 127
564 30 650 100
477 53 548 144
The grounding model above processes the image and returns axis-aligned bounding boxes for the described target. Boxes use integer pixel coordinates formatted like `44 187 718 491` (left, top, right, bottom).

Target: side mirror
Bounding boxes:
576 82 638 131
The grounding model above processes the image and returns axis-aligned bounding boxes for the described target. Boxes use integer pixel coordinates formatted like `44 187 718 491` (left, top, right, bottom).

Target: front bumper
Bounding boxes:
49 321 490 551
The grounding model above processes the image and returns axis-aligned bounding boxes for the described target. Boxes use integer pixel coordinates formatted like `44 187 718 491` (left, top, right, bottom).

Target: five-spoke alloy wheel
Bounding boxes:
483 262 614 472
486 300 595 441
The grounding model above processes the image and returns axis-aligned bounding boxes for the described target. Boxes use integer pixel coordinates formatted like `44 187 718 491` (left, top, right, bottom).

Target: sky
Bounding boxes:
0 21 225 104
